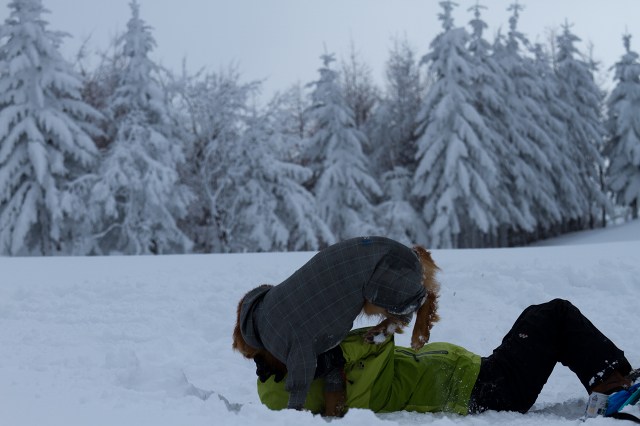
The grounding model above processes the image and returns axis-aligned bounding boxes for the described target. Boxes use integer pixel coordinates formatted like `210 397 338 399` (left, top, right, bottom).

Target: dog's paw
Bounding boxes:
411 335 427 350
365 319 405 344
411 329 430 350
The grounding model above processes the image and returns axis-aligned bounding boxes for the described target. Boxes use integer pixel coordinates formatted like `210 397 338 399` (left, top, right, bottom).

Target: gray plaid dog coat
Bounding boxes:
239 236 426 409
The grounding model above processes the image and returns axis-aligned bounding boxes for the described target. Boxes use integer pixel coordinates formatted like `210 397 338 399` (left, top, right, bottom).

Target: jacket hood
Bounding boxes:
239 285 272 350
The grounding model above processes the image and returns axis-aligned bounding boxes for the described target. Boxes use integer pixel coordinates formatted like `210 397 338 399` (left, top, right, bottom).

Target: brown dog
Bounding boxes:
232 238 440 415
362 245 440 349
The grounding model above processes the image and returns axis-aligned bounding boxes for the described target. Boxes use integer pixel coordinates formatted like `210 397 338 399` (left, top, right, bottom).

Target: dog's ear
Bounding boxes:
232 285 274 359
412 245 440 271
412 244 440 296
232 293 259 359
232 296 248 356
411 245 441 349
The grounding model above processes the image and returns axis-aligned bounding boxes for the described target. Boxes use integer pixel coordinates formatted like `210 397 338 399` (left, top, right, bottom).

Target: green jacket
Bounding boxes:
257 328 481 415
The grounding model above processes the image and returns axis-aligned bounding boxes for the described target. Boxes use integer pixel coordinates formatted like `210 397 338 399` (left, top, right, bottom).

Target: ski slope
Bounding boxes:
1 221 639 426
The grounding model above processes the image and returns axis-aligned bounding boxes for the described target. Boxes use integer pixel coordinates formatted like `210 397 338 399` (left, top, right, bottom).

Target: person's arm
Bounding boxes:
322 367 346 416
315 345 347 416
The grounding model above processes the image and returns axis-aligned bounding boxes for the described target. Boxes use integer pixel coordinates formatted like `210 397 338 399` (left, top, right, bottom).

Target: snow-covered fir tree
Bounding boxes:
413 1 499 248
555 22 608 229
340 43 379 131
465 2 520 246
271 83 310 146
371 37 426 176
556 28 607 227
0 0 101 255
227 106 334 252
305 52 382 240
266 90 334 250
78 35 127 149
266 83 311 183
605 34 640 220
528 43 577 235
370 38 427 244
376 167 427 245
220 110 288 252
490 3 563 243
89 0 192 254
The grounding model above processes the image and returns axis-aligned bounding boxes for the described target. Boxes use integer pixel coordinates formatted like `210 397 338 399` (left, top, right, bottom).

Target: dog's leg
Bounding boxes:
364 316 408 344
323 389 346 417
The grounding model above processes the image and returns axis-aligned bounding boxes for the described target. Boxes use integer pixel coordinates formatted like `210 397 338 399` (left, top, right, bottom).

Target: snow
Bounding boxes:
532 218 640 246
2 221 640 426
621 401 640 418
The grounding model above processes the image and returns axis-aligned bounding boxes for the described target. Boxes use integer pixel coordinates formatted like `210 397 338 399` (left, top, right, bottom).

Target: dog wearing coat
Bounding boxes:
232 236 440 415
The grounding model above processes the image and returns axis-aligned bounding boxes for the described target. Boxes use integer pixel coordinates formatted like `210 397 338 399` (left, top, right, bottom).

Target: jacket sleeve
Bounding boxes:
315 345 346 393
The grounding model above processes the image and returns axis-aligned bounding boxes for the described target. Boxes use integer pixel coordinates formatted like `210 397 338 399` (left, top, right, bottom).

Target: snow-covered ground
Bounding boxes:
1 222 639 426
532 219 640 246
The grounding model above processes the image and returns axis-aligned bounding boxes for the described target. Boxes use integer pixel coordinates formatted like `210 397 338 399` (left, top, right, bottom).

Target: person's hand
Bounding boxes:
254 354 285 383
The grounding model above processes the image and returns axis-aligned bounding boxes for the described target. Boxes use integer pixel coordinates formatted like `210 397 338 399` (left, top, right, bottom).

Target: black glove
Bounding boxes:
254 354 286 383
314 345 345 379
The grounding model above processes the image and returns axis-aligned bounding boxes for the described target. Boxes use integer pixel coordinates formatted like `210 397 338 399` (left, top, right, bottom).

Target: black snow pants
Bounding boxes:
468 298 632 413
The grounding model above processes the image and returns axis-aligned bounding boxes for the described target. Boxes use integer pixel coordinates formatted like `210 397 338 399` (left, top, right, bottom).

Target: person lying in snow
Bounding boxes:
255 299 640 418
233 236 441 413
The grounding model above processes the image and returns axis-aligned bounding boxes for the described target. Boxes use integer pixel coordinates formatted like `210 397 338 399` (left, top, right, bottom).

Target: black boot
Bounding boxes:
591 370 631 395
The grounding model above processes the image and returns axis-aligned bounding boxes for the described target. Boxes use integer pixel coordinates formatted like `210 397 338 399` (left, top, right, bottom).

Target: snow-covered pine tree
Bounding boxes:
267 90 334 250
224 106 334 252
465 2 519 246
528 43 575 236
555 22 608 230
340 42 379 131
0 0 101 255
605 34 640 220
371 37 426 176
221 110 288 252
89 0 192 254
413 1 499 248
489 2 564 245
305 52 382 240
77 35 127 149
271 82 310 147
376 167 427 245
370 38 428 244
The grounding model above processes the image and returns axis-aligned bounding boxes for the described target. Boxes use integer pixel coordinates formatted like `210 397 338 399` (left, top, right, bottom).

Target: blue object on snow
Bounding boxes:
605 383 640 416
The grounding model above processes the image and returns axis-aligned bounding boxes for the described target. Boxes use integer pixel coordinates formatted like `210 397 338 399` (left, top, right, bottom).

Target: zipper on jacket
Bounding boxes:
395 348 449 362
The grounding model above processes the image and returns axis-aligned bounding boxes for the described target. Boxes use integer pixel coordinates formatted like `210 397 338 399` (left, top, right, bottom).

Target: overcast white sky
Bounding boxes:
2 0 640 99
